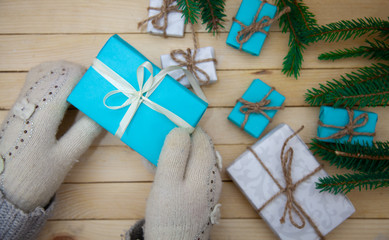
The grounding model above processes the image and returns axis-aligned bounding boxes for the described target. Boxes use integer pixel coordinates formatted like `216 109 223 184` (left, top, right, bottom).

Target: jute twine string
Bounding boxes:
232 0 291 49
317 108 375 142
248 126 325 239
169 23 217 84
237 87 284 129
138 0 181 38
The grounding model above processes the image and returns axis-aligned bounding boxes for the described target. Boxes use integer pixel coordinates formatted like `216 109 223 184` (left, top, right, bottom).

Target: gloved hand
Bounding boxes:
0 61 101 214
142 127 222 240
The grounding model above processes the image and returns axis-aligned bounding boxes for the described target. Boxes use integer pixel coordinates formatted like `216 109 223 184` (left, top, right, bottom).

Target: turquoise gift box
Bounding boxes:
226 0 277 56
317 106 378 145
67 34 208 165
228 79 285 138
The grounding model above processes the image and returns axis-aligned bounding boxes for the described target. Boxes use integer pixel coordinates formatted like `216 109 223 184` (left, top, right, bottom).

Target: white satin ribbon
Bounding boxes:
92 59 208 138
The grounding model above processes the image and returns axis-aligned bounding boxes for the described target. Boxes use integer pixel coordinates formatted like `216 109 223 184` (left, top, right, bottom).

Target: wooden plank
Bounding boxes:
62 145 375 183
1 107 388 146
50 183 389 220
0 69 367 109
38 219 389 240
0 33 377 72
1 0 388 34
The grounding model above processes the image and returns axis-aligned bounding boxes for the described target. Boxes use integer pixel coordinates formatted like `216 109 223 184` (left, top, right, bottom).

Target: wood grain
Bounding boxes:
50 183 389 220
0 33 379 72
0 68 371 109
1 107 387 146
38 219 389 240
1 0 387 34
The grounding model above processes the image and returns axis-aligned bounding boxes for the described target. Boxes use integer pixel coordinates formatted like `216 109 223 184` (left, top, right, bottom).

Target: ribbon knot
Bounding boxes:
92 59 207 139
317 108 375 142
170 47 217 85
249 126 325 239
237 87 283 130
138 0 181 38
233 0 291 50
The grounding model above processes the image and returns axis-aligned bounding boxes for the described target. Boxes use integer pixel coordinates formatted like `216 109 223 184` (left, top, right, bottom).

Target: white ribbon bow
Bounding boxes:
92 59 208 138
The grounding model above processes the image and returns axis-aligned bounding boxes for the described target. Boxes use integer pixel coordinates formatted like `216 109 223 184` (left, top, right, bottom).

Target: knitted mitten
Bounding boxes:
0 61 101 213
143 127 222 240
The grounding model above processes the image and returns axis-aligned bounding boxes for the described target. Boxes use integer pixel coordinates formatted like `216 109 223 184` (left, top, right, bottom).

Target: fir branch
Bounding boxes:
303 17 389 43
198 0 226 34
177 0 201 24
310 139 389 173
275 0 318 78
305 63 389 108
316 172 389 194
319 39 389 61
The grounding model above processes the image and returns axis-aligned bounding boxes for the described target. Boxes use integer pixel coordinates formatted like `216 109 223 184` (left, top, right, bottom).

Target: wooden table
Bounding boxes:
0 0 388 239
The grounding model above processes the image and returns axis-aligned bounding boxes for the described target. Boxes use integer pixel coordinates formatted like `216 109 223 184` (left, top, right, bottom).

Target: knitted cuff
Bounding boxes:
125 219 145 240
0 191 54 240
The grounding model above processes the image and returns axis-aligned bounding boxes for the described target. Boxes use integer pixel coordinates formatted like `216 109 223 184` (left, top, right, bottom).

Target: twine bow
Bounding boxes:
170 48 217 85
237 87 284 129
249 126 325 239
233 0 291 49
138 0 181 38
92 59 207 138
317 108 375 142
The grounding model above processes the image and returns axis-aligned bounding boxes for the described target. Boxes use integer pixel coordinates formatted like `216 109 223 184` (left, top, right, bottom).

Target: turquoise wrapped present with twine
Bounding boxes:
317 106 377 146
67 35 208 165
226 0 290 56
228 79 285 138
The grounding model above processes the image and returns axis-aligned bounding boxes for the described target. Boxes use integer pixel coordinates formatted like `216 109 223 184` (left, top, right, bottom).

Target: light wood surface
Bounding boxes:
0 0 388 239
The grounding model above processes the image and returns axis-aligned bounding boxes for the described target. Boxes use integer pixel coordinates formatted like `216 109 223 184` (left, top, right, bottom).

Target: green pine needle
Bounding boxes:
310 139 389 173
303 17 389 43
198 0 226 34
318 39 389 61
316 172 389 195
305 63 389 108
275 0 317 78
177 0 201 24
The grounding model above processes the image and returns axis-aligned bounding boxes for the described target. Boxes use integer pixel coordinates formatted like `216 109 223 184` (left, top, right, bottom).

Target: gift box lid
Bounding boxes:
228 79 285 138
226 0 277 56
227 124 355 240
67 34 208 165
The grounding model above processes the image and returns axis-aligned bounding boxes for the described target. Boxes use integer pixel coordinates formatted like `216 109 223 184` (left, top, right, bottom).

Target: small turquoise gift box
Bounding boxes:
228 79 285 138
226 0 277 56
67 34 208 165
317 106 377 145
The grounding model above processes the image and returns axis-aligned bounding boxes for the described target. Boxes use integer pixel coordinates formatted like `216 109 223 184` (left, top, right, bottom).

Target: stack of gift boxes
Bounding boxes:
65 0 379 239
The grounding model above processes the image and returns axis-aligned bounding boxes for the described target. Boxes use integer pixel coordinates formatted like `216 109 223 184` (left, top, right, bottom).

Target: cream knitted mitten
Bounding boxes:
144 127 222 240
0 61 101 213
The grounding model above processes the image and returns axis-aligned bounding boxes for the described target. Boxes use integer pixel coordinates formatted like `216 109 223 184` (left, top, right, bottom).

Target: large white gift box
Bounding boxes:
161 46 217 87
147 0 186 37
227 124 355 240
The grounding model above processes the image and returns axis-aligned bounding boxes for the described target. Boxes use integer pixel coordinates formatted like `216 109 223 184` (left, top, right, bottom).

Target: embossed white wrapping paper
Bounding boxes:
227 124 355 240
161 47 217 87
147 0 186 37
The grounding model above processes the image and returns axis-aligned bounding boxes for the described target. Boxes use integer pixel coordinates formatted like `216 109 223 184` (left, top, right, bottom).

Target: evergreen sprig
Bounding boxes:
275 0 318 78
198 0 226 34
303 17 389 43
316 172 389 195
177 0 226 33
305 63 389 108
319 39 389 61
310 139 389 173
177 0 201 24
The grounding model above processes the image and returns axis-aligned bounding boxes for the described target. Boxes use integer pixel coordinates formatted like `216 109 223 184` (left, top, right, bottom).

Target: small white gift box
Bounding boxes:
161 46 217 87
147 0 186 37
227 124 355 240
